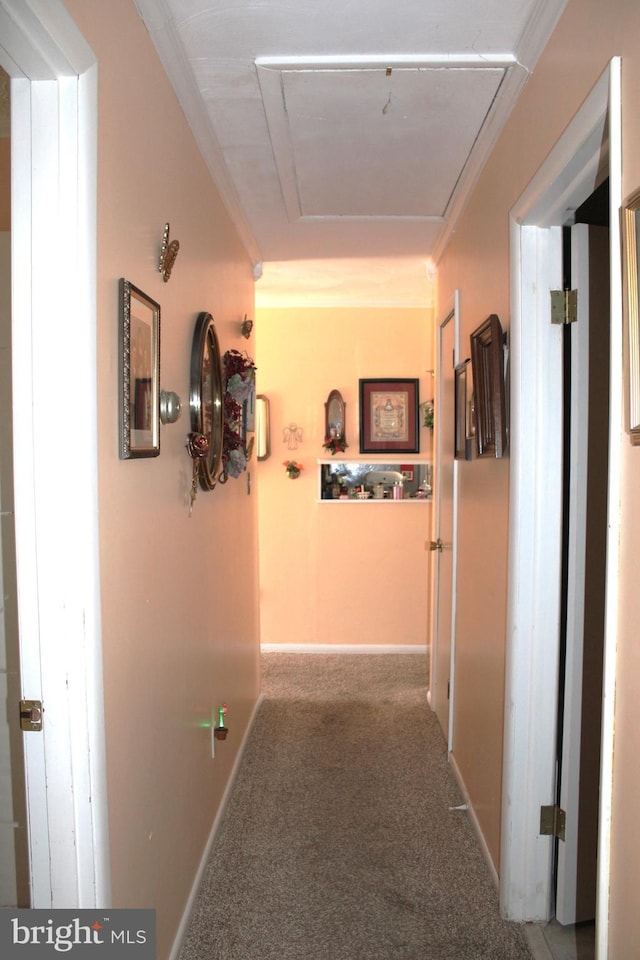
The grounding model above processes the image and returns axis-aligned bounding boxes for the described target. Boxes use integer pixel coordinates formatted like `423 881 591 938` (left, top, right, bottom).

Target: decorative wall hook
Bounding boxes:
159 222 180 282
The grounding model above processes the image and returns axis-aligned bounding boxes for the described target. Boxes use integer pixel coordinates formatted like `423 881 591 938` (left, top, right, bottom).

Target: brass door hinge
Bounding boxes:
19 699 43 732
550 289 578 325
540 804 566 841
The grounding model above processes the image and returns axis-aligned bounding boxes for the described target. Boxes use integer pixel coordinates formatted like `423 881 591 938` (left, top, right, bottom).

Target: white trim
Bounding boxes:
2 0 109 908
169 695 264 960
449 752 499 891
596 58 622 960
256 53 520 69
260 643 428 655
502 60 621 946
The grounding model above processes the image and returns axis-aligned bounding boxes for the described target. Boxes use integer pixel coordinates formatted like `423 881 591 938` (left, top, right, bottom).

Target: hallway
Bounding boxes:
180 654 532 960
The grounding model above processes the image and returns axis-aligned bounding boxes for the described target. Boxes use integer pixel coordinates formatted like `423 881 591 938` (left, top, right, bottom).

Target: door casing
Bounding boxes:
0 0 110 907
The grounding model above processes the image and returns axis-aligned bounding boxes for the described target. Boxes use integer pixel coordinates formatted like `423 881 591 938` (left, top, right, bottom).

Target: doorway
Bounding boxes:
501 60 621 960
548 197 610 958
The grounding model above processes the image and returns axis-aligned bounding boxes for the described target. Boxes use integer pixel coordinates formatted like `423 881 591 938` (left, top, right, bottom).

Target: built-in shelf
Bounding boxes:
318 458 433 502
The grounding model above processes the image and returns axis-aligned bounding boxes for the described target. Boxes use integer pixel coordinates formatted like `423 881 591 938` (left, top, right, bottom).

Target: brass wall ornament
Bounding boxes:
159 222 180 282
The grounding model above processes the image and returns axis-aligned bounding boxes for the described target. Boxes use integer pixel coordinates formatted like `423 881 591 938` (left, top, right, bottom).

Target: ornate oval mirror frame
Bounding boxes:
189 312 224 489
325 389 346 442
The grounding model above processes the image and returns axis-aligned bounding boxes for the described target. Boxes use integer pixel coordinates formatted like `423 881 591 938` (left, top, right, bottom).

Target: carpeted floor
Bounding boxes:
180 654 533 960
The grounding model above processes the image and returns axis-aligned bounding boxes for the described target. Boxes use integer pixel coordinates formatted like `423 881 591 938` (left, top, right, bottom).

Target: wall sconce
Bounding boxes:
159 390 182 424
240 314 254 339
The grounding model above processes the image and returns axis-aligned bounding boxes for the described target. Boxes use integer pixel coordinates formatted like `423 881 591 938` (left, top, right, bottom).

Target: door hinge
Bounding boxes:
550 289 578 325
540 804 566 841
19 699 43 732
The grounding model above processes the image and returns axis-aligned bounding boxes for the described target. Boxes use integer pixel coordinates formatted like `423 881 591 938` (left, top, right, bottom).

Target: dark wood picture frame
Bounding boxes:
469 314 507 458
359 378 419 454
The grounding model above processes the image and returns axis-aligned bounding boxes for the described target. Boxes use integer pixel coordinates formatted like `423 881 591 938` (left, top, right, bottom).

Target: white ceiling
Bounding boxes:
134 0 568 304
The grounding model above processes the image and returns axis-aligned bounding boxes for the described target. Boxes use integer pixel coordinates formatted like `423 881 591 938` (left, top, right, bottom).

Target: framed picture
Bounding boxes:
469 314 507 458
119 278 160 459
359 378 419 454
454 360 474 461
623 187 640 444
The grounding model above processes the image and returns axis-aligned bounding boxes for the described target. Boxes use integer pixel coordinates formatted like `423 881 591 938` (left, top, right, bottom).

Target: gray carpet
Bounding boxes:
180 654 532 960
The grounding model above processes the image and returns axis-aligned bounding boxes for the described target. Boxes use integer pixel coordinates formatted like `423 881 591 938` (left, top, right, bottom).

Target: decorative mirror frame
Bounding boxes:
324 389 347 443
119 278 160 459
189 312 224 489
622 186 640 444
256 394 271 460
469 314 507 458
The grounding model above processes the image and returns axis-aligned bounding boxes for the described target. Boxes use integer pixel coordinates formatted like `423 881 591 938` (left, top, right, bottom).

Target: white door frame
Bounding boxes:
0 0 110 906
501 59 621 960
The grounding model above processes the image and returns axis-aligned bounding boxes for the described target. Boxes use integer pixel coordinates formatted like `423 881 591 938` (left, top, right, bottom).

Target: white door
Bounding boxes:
556 222 609 925
430 295 458 746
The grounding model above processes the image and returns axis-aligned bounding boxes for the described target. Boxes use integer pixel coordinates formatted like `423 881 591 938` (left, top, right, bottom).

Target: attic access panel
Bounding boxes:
257 62 507 222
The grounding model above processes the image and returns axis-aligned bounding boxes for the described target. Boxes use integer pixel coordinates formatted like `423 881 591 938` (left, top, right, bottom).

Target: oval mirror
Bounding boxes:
189 312 224 490
325 389 346 442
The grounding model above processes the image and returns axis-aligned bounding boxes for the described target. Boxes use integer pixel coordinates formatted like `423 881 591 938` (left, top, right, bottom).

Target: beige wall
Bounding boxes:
256 306 433 648
436 0 640 952
63 2 259 957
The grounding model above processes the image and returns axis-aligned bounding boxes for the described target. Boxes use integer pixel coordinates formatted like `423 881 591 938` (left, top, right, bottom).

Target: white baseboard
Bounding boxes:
169 693 264 960
448 752 499 892
260 643 429 655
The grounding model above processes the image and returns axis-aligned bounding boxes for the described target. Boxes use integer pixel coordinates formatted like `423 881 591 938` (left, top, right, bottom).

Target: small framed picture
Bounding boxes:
359 378 419 454
119 279 160 459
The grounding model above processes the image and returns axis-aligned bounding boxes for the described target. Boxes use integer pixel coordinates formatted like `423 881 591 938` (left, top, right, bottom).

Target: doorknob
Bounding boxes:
429 538 444 552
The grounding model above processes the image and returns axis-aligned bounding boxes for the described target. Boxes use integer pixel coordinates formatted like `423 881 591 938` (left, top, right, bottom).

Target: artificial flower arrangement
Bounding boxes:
322 432 348 455
221 349 257 480
421 400 434 430
283 460 303 479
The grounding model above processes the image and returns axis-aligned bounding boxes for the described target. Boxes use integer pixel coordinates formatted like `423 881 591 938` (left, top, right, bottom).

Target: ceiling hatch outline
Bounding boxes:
256 55 525 229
